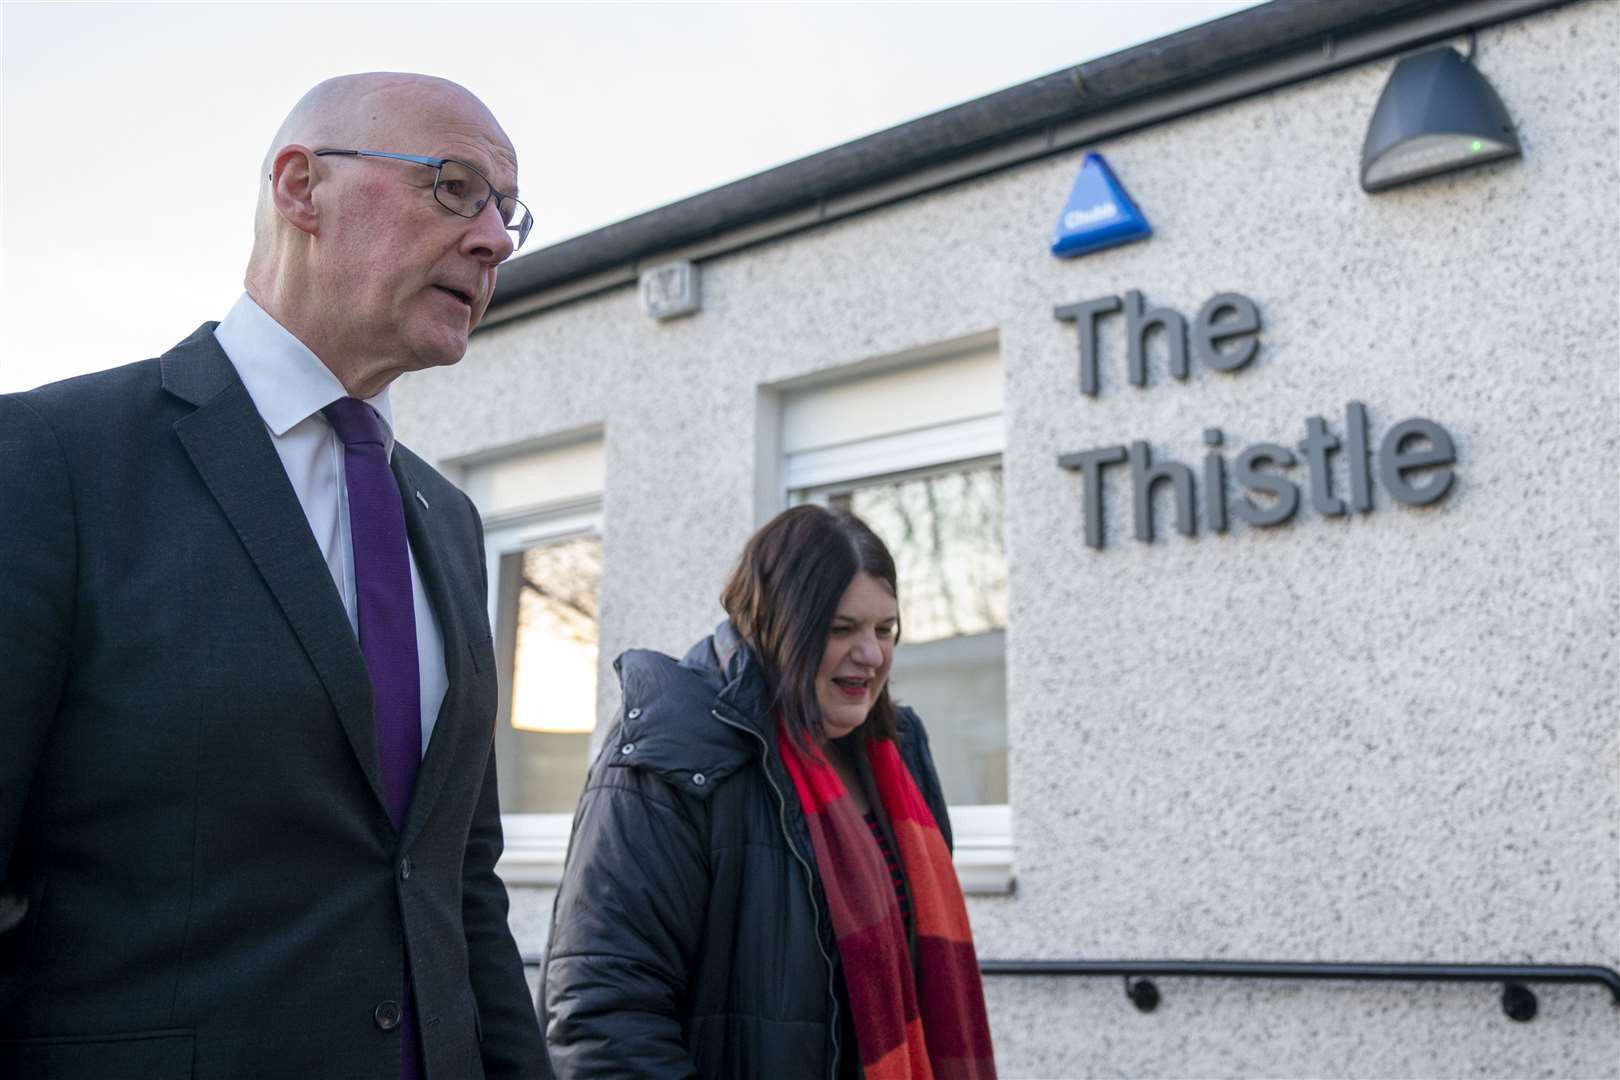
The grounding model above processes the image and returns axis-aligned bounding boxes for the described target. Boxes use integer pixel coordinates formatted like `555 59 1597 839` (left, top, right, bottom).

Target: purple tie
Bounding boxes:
323 397 423 1080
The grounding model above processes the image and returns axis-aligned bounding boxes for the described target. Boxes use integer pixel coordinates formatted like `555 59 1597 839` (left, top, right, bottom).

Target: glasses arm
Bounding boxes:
313 148 448 169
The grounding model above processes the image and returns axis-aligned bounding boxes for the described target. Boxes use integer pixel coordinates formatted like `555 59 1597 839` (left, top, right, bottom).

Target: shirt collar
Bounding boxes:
213 292 397 456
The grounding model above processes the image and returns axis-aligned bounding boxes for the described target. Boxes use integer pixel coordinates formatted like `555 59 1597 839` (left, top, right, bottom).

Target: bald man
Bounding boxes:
0 74 546 1078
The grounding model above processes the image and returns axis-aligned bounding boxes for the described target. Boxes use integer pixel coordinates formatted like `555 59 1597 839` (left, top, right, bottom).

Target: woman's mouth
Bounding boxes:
832 677 869 700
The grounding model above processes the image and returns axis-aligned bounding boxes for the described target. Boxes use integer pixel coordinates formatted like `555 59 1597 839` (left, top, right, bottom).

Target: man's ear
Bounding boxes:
269 144 320 236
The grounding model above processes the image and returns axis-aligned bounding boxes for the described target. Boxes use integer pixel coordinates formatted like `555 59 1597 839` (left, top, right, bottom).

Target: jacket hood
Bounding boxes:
609 621 774 799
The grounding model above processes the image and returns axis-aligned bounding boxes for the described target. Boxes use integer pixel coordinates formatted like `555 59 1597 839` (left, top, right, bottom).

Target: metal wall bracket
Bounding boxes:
1502 982 1538 1022
1126 976 1160 1013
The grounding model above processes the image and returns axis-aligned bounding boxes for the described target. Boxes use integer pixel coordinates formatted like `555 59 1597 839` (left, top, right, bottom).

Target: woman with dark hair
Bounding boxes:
540 505 996 1079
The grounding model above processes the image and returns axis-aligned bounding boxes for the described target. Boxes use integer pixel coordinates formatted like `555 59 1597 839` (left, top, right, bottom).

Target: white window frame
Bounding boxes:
783 416 1015 895
482 495 603 887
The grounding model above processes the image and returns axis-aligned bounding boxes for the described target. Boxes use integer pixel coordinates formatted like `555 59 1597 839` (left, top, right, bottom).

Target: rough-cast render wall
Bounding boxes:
395 4 1619 1075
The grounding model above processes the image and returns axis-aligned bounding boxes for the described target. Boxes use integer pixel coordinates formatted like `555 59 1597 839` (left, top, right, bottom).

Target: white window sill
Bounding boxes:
949 803 1015 895
496 813 573 887
497 804 1014 894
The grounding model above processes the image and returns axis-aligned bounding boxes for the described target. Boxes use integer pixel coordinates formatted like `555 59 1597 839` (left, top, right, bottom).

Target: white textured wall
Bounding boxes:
396 4 1619 1075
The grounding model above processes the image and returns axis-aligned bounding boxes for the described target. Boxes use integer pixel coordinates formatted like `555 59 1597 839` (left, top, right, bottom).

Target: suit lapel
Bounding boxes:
393 453 477 847
163 327 389 816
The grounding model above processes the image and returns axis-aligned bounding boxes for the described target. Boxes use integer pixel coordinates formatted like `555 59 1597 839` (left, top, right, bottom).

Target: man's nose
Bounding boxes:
463 196 515 265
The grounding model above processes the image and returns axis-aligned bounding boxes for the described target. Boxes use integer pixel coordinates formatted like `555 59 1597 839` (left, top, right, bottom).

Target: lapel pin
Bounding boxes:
415 490 430 510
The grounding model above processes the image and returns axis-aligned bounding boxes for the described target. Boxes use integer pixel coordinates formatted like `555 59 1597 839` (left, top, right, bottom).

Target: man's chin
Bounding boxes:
432 343 469 367
409 328 471 371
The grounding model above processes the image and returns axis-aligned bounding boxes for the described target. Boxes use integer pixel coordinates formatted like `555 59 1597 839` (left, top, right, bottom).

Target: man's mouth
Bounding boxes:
434 285 474 307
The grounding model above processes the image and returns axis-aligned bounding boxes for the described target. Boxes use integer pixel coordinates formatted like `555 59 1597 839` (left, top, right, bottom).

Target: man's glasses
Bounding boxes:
314 148 533 251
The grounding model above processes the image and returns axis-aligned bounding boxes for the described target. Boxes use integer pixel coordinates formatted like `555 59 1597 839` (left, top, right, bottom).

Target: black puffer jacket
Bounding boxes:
540 622 951 1079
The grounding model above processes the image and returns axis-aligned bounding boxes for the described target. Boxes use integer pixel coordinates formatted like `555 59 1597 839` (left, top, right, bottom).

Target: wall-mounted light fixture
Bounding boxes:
1360 45 1519 193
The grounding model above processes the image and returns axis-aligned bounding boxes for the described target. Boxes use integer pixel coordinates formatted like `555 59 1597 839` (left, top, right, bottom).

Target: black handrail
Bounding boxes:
520 955 1620 1022
977 959 1620 1021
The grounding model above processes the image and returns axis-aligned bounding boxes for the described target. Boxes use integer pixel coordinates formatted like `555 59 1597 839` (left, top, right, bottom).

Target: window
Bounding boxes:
777 333 1013 892
492 532 601 813
462 435 605 884
805 462 1008 806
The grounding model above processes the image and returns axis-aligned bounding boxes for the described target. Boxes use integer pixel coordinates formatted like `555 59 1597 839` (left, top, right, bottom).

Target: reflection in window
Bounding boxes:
810 461 1008 805
829 465 1007 644
495 534 600 814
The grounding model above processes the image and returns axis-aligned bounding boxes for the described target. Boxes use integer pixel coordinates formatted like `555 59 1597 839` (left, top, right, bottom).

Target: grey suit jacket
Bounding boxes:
0 325 544 1079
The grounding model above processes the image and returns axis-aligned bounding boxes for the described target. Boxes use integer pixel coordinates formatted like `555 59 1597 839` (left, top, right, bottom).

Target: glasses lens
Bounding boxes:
434 160 485 218
506 201 534 249
435 159 531 249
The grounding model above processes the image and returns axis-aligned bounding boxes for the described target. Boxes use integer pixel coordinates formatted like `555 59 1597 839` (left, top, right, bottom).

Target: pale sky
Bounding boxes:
1 1 1258 393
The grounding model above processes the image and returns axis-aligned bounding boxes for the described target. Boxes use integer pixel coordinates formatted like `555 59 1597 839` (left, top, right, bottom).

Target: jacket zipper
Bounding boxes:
711 708 841 1080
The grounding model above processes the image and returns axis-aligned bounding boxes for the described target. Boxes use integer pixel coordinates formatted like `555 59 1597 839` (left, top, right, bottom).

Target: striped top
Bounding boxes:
863 811 912 936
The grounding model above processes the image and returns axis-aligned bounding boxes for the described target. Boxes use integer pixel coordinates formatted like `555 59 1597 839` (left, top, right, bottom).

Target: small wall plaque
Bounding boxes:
640 260 701 320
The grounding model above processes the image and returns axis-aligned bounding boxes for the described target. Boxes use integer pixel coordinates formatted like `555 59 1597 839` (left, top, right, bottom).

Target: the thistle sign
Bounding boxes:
1054 290 1458 550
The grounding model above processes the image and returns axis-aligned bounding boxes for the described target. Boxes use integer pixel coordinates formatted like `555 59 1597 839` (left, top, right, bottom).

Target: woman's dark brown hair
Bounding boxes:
720 505 901 750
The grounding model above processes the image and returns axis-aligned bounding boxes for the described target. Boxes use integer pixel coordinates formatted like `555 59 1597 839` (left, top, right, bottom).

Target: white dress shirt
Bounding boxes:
214 292 448 754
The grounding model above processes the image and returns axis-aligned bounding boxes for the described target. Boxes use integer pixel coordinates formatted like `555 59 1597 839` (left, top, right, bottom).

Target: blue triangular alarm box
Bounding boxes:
1050 153 1151 258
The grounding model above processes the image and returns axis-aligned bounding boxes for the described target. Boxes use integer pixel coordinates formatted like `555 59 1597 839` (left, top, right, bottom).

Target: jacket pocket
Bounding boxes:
469 987 484 1044
0 1028 195 1080
468 631 496 675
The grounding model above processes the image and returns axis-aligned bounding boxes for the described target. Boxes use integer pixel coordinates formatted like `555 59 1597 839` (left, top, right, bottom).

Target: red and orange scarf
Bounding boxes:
778 719 996 1080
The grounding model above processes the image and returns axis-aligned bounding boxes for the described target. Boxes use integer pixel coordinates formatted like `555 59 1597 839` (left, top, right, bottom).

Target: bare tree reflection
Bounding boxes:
827 464 1006 644
517 535 601 647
